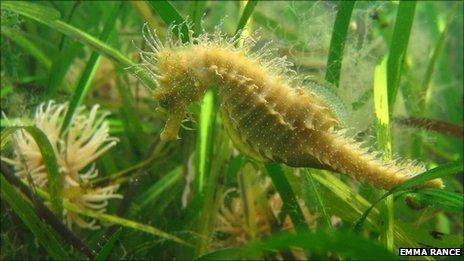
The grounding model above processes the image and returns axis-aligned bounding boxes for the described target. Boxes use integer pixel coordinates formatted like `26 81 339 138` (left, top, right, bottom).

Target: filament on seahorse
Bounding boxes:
139 24 443 190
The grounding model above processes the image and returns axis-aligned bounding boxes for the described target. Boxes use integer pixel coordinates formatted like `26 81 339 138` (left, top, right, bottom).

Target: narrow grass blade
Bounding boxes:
0 176 69 259
2 127 63 214
325 1 355 87
132 1 163 33
46 41 81 97
374 58 391 142
1 126 18 149
34 187 191 246
235 0 258 34
148 0 189 42
49 21 147 83
1 29 52 70
22 126 63 214
392 161 463 193
45 2 82 98
373 55 394 249
411 189 463 212
91 146 163 185
0 1 155 88
265 164 307 231
312 170 419 247
195 89 217 193
194 129 231 257
354 161 463 231
114 73 147 154
61 2 124 133
95 228 122 261
226 155 246 180
0 1 61 21
236 163 261 243
198 230 396 260
387 1 417 111
303 169 332 229
421 6 458 110
131 166 183 214
190 1 206 35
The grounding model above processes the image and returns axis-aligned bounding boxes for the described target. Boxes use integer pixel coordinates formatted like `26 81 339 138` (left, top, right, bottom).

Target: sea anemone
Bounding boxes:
1 101 121 229
214 176 315 243
213 176 314 259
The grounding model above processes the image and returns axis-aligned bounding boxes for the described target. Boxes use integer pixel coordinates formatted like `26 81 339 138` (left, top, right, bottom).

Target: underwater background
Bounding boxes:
1 1 463 260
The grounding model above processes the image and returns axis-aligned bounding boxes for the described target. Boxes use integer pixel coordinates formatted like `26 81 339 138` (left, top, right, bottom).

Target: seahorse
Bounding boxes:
139 24 443 190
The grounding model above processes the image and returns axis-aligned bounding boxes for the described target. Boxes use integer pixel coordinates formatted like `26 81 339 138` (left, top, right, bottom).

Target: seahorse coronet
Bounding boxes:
139 23 444 190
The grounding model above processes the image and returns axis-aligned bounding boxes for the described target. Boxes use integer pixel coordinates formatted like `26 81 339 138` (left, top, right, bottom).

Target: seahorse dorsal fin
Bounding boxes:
301 78 349 127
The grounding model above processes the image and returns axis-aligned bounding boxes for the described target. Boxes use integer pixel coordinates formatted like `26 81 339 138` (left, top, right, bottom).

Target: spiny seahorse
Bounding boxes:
139 24 443 190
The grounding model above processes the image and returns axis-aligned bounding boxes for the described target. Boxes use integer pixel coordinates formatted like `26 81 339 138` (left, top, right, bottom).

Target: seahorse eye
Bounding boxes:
158 97 171 109
153 89 177 110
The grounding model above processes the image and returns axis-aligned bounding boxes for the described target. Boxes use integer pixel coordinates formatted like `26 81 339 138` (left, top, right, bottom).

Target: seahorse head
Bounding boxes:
152 47 210 141
153 50 197 108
